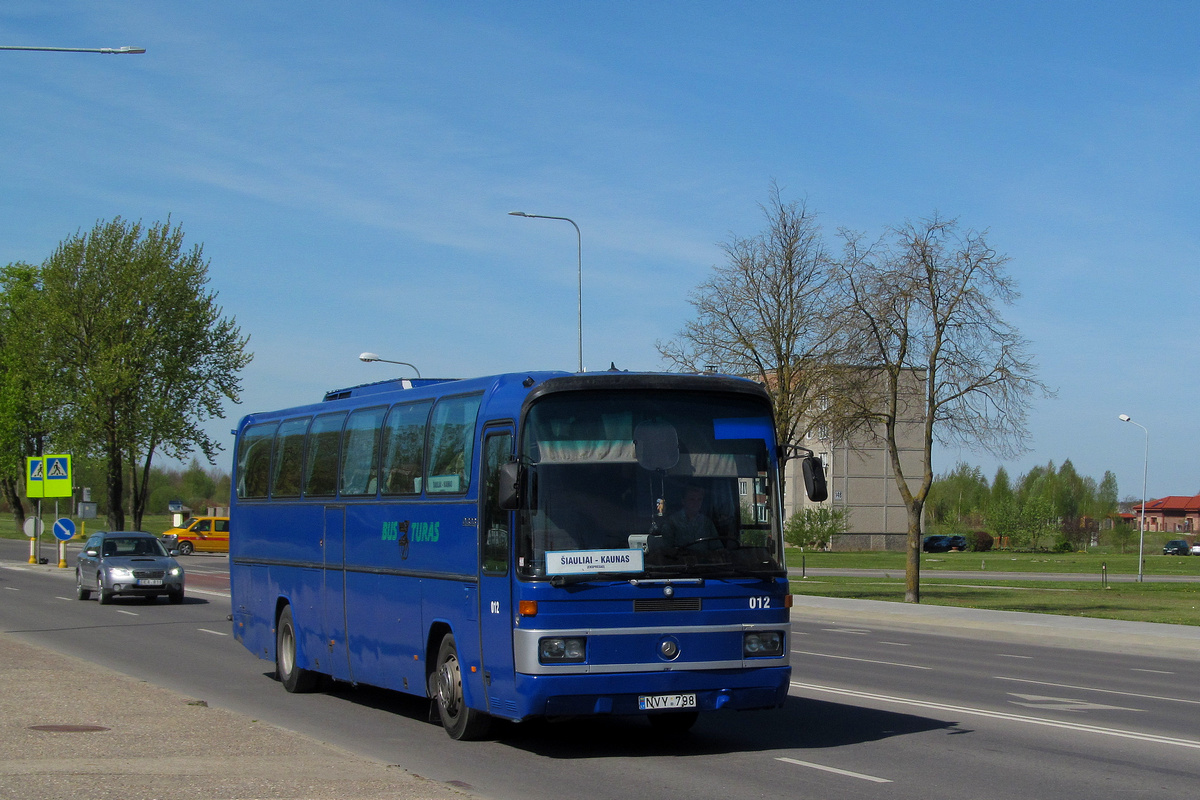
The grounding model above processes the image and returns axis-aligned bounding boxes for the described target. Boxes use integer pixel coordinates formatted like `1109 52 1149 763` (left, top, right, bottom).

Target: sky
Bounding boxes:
1 2 1197 501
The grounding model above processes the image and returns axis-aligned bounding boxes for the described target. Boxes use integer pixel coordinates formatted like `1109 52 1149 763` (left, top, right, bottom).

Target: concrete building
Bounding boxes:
780 370 927 551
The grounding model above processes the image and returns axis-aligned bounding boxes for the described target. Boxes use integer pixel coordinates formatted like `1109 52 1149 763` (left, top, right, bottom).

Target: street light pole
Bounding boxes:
0 45 146 54
1118 414 1149 582
359 352 421 378
509 211 583 372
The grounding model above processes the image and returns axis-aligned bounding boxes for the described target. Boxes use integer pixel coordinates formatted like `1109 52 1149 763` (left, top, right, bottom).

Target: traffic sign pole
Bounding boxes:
53 515 76 569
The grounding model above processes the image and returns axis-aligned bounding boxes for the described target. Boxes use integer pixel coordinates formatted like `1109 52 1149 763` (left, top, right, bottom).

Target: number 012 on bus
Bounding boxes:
229 370 827 739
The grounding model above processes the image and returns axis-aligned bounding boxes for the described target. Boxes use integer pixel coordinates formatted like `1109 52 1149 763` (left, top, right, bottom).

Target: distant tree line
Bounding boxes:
926 461 1125 552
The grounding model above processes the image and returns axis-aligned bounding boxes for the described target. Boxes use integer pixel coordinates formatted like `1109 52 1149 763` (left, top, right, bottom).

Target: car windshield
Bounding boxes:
103 537 167 557
515 390 785 580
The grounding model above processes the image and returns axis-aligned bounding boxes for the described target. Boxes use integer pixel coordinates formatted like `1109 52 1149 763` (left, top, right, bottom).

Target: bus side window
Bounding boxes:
340 406 387 496
381 401 432 495
304 412 347 497
426 394 482 495
271 417 311 498
236 422 278 499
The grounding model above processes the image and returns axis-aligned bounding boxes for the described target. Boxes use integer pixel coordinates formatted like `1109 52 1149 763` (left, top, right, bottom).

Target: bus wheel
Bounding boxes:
433 633 492 740
276 605 318 693
648 711 699 734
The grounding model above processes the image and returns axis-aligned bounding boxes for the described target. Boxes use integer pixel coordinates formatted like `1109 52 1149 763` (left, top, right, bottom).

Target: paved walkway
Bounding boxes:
0 634 472 800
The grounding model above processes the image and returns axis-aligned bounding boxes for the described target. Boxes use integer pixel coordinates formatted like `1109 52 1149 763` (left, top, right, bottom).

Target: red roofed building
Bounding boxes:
1131 495 1200 533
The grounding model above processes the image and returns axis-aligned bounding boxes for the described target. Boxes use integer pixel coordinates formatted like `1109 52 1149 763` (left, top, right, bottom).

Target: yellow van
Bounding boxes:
162 516 230 555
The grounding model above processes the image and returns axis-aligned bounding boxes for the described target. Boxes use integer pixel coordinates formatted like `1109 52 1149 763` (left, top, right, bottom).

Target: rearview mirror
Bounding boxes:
498 462 520 510
801 456 828 502
633 422 679 471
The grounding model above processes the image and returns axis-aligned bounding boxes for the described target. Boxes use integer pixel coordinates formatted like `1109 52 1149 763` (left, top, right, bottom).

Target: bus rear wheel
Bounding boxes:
276 605 318 693
432 633 491 740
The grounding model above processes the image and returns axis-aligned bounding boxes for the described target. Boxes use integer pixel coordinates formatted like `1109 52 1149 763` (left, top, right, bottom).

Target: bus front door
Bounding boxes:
478 428 518 718
322 505 352 681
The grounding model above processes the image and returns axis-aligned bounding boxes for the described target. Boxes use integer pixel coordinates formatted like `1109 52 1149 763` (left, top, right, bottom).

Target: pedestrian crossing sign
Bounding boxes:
26 457 44 498
25 455 72 498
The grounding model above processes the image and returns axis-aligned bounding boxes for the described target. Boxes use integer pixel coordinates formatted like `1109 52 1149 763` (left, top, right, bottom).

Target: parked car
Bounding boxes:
76 531 185 604
923 534 969 553
1162 539 1191 556
923 535 952 553
161 515 230 555
1192 542 1200 556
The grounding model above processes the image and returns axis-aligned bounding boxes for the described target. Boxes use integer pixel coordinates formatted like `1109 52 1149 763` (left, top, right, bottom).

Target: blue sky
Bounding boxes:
2 2 1197 500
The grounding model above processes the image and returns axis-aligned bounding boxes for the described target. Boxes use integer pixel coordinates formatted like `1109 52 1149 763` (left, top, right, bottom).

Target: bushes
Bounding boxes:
784 506 849 550
969 531 994 552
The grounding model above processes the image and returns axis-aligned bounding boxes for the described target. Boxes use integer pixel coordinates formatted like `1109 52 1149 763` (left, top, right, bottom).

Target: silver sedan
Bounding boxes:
76 531 185 604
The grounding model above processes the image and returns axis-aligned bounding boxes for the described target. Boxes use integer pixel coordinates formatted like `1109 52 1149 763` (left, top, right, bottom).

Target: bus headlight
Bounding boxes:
743 631 784 657
539 637 586 664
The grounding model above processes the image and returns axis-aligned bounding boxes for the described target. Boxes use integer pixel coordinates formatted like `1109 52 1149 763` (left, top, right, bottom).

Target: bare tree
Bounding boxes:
657 182 840 476
832 214 1049 602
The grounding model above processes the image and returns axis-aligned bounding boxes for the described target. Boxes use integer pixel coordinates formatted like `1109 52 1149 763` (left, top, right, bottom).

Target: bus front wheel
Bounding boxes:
432 633 492 740
276 605 318 693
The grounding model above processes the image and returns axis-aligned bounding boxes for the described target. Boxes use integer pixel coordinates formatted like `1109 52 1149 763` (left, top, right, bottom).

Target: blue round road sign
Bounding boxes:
53 518 76 542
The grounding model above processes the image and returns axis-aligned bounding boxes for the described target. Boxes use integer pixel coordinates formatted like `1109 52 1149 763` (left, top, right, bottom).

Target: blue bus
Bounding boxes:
229 370 827 739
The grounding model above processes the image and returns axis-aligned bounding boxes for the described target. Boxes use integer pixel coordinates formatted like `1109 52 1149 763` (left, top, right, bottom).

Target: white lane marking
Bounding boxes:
56 596 73 601
4 586 19 591
821 628 870 635
198 628 228 636
1007 693 1143 713
791 681 1200 750
997 653 1032 659
792 650 932 670
996 676 1200 707
878 641 910 647
116 610 138 616
1132 668 1174 675
776 757 892 784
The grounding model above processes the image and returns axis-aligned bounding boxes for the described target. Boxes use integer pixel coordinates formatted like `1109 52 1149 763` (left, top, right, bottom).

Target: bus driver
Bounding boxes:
662 484 719 550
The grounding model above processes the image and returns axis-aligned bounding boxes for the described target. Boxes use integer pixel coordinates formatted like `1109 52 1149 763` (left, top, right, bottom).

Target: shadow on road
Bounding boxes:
316 682 961 758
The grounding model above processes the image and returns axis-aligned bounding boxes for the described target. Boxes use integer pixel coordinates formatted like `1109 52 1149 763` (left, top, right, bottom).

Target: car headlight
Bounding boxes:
168 567 182 577
743 631 784 657
108 568 135 581
538 637 586 663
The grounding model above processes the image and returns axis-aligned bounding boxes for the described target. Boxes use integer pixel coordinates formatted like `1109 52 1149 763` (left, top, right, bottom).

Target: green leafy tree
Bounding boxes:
38 217 252 530
0 263 51 528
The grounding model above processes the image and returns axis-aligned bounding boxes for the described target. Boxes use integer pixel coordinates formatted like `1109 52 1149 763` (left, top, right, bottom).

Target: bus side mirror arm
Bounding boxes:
498 462 521 510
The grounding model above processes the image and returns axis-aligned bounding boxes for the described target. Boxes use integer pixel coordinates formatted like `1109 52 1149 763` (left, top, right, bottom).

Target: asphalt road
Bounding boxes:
3 539 1200 799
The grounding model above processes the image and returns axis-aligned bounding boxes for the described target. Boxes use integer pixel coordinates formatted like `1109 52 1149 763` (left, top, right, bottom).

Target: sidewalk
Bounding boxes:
0 635 472 800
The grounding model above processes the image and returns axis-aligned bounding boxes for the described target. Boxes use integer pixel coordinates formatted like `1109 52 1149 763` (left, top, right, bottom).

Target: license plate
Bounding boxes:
638 693 697 711
138 579 163 586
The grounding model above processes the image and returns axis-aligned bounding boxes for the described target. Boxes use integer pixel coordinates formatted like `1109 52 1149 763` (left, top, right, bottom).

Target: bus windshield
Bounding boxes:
516 390 784 580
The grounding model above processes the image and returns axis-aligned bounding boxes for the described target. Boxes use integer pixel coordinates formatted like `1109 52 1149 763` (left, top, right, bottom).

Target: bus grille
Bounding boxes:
633 598 701 612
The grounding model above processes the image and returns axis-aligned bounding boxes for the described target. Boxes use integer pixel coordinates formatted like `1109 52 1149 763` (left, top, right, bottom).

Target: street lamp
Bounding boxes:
359 352 421 378
0 45 146 54
1118 414 1149 582
509 211 583 372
